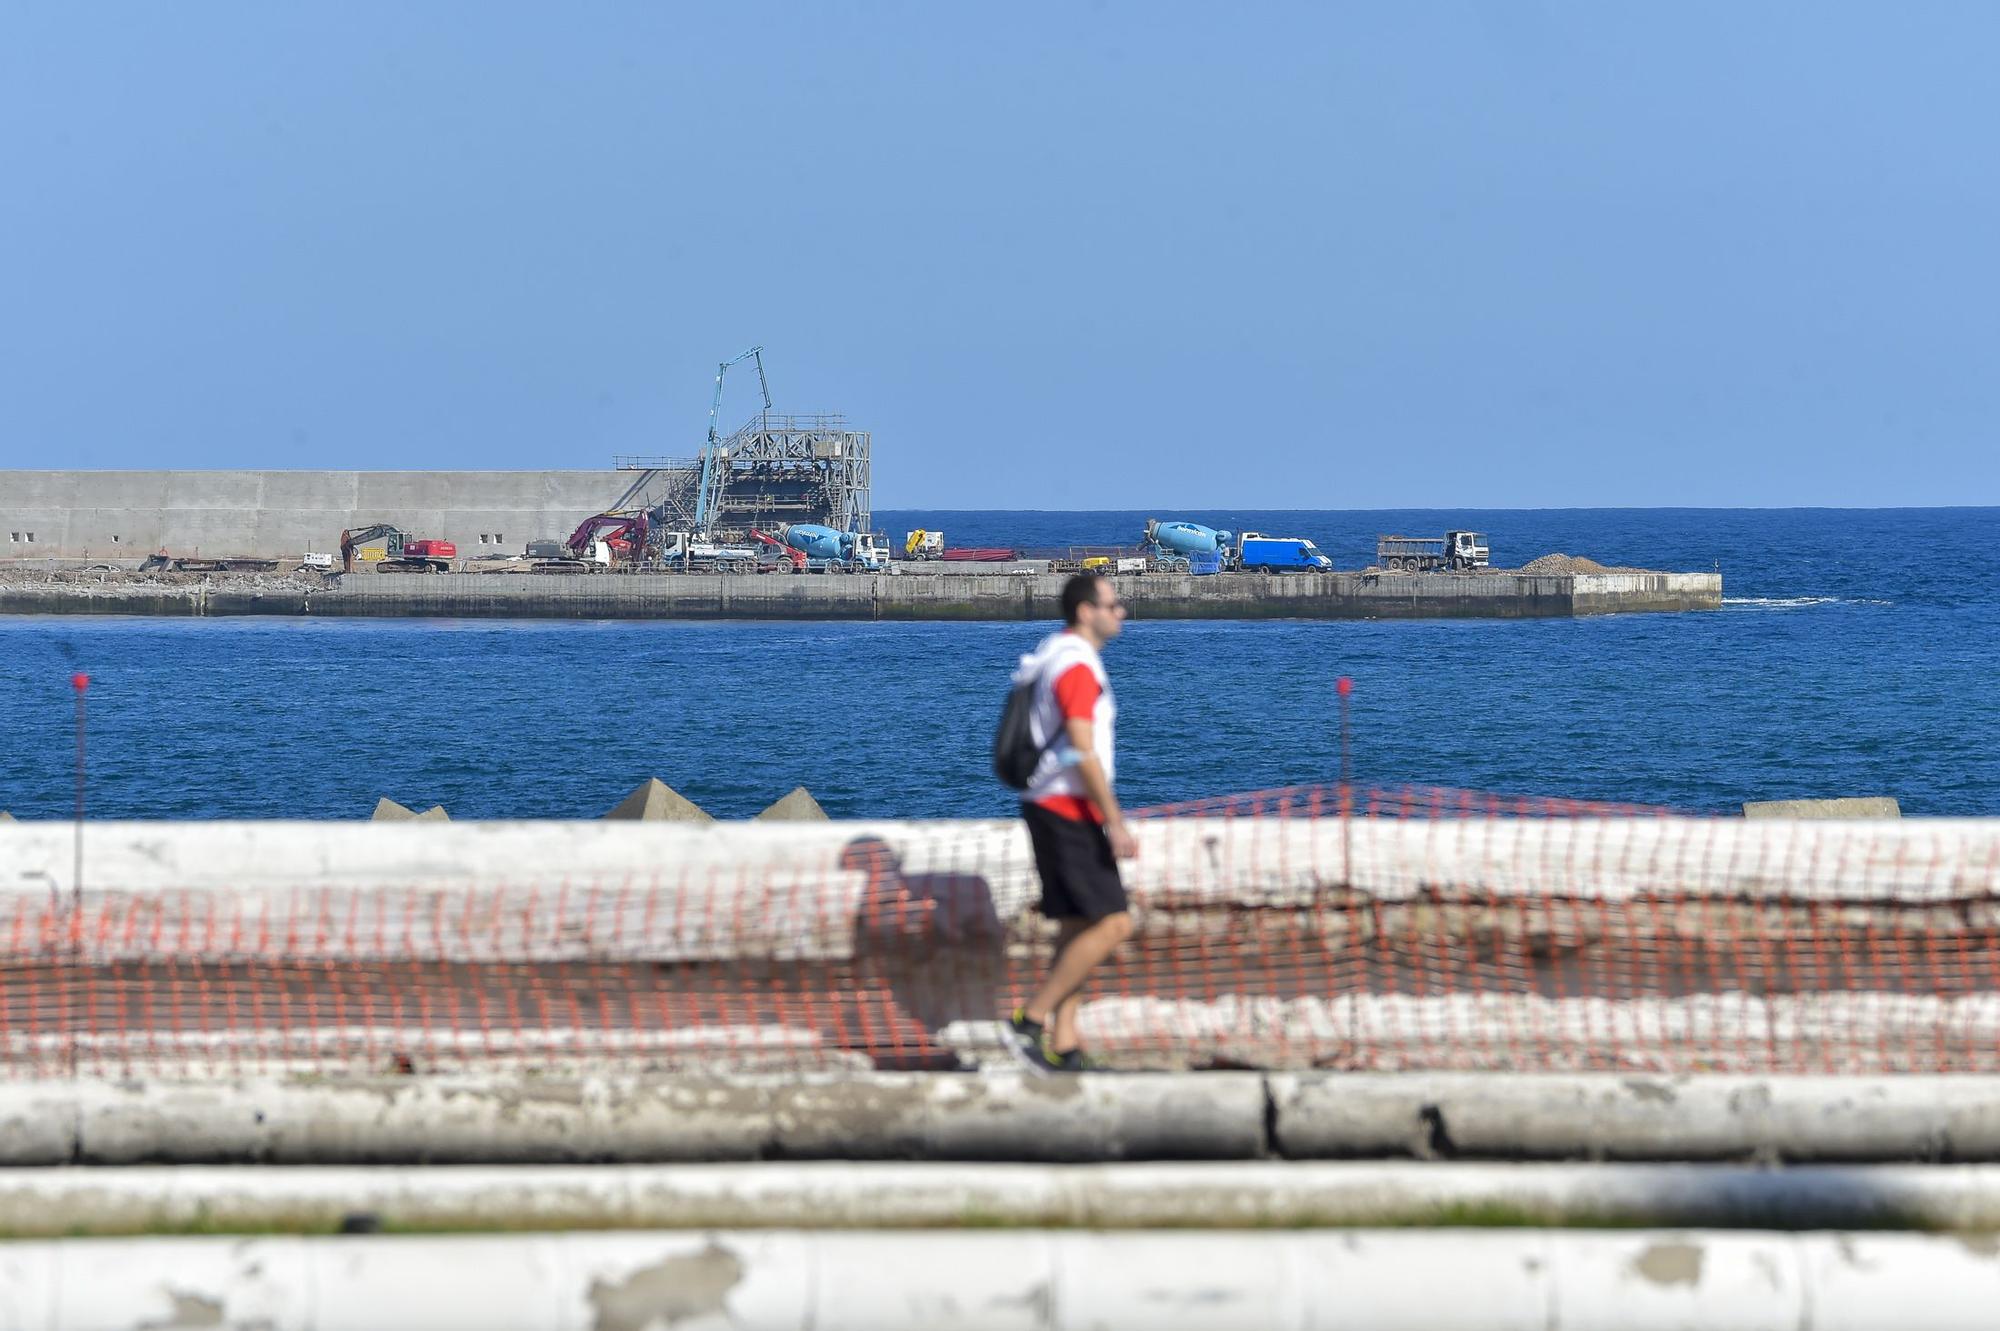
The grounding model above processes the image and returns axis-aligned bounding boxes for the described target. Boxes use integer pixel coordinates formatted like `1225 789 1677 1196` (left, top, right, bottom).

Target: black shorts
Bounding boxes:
1022 801 1130 921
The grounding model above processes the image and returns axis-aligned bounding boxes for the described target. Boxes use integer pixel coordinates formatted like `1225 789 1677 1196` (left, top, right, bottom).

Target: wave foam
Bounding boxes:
1723 596 1892 609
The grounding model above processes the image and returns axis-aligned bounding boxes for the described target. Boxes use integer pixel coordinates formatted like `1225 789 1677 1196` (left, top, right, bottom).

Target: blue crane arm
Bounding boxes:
696 346 773 532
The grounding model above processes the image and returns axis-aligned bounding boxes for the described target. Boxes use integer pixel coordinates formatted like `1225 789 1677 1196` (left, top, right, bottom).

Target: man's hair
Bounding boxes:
1061 572 1108 626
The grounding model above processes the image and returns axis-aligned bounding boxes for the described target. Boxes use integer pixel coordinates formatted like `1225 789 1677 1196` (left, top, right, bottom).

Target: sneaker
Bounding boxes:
1054 1049 1107 1074
1001 1007 1061 1075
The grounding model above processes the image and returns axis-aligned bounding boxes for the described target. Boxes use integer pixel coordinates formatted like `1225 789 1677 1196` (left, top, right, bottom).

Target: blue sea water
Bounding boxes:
1 508 1996 820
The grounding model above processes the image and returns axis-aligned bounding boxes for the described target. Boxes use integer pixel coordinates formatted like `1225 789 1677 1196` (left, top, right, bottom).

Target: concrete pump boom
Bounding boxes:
694 346 773 535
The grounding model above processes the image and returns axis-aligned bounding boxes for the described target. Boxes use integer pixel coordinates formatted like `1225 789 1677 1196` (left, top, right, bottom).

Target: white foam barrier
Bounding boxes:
7 816 2000 1080
8 815 2000 945
2 1229 1999 1330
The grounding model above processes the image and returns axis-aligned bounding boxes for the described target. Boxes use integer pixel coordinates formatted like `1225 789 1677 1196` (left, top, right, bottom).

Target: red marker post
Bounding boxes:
73 667 90 895
66 672 91 1074
1335 676 1354 880
71 673 89 820
1335 676 1353 790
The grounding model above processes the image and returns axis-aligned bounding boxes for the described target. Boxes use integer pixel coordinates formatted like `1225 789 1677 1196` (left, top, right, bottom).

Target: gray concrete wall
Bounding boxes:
288 568 1726 618
0 568 1722 619
0 470 633 560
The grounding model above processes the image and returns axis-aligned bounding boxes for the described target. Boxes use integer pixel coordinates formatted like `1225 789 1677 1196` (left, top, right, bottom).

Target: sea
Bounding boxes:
1 508 1995 821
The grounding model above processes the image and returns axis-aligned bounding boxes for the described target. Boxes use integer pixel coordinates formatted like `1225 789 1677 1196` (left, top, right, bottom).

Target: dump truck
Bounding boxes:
1376 532 1490 572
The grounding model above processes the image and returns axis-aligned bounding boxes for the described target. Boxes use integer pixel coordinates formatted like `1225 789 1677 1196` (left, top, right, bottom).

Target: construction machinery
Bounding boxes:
1140 519 1333 574
647 530 761 572
695 347 773 535
904 529 944 560
600 349 872 558
568 514 648 563
752 528 807 573
339 525 455 574
766 523 889 572
1141 519 1234 574
525 514 650 573
1376 532 1490 572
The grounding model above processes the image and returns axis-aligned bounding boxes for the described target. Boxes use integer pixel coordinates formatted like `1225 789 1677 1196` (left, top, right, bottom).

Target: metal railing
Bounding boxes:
612 455 700 471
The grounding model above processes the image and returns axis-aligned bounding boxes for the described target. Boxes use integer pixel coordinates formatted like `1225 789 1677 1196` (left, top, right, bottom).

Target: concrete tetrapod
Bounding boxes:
5 1230 2000 1329
370 797 449 822
755 787 829 821
603 778 712 822
1743 797 1902 818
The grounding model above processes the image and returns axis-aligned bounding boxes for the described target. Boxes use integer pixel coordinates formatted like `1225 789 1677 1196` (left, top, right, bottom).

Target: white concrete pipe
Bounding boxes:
12 1072 2000 1167
1268 1073 2000 1162
8 1160 2000 1236
29 1071 1265 1166
6 1229 2000 1330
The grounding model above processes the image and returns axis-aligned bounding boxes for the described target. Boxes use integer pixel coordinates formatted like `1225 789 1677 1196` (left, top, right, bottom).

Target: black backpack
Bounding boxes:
992 680 1045 790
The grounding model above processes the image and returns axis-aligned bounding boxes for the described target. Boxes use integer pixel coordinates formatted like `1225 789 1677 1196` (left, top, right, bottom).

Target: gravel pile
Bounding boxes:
1519 553 1647 575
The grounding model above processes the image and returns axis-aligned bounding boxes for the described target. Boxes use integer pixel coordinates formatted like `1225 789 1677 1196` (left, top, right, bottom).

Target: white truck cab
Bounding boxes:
852 532 889 571
1447 531 1491 568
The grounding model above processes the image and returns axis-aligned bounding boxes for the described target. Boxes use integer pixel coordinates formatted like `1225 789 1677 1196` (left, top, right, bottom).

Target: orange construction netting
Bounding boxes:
0 783 1993 1078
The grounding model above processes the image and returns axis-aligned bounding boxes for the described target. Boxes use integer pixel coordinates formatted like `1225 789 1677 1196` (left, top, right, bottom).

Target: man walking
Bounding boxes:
1003 572 1137 1073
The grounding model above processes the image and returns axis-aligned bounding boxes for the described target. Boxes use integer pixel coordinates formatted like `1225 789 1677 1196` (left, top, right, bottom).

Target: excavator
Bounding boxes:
530 513 651 572
568 513 648 562
339 524 456 574
751 528 807 573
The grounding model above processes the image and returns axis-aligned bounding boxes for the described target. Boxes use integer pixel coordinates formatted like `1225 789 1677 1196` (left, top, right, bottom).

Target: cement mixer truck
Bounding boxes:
1140 519 1334 574
1141 519 1235 574
768 523 889 572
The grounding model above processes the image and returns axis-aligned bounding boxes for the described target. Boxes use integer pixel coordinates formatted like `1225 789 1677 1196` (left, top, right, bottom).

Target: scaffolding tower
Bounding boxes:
612 413 871 541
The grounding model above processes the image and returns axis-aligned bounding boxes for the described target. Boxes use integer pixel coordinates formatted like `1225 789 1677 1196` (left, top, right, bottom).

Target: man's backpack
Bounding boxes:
992 680 1045 790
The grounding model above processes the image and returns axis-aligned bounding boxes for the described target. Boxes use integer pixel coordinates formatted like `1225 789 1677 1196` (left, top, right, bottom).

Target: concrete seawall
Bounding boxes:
1 469 631 561
0 568 1722 620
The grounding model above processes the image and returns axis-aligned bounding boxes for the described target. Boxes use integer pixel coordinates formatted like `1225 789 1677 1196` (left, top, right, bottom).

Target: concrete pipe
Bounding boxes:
6 1230 2000 1330
12 1161 2000 1236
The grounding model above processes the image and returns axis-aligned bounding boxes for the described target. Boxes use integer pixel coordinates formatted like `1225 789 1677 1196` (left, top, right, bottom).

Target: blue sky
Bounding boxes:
2 3 1995 507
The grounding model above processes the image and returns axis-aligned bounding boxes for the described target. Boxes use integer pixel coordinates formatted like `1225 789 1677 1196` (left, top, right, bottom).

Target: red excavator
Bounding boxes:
751 528 806 573
339 524 456 573
568 513 648 562
527 513 650 572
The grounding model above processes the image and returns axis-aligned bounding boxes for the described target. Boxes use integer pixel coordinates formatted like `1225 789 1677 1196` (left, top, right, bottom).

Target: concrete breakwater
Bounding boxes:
0 568 1721 620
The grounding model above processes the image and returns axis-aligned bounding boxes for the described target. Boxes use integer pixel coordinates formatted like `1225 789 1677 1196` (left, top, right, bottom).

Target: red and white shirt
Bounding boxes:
1013 630 1117 823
